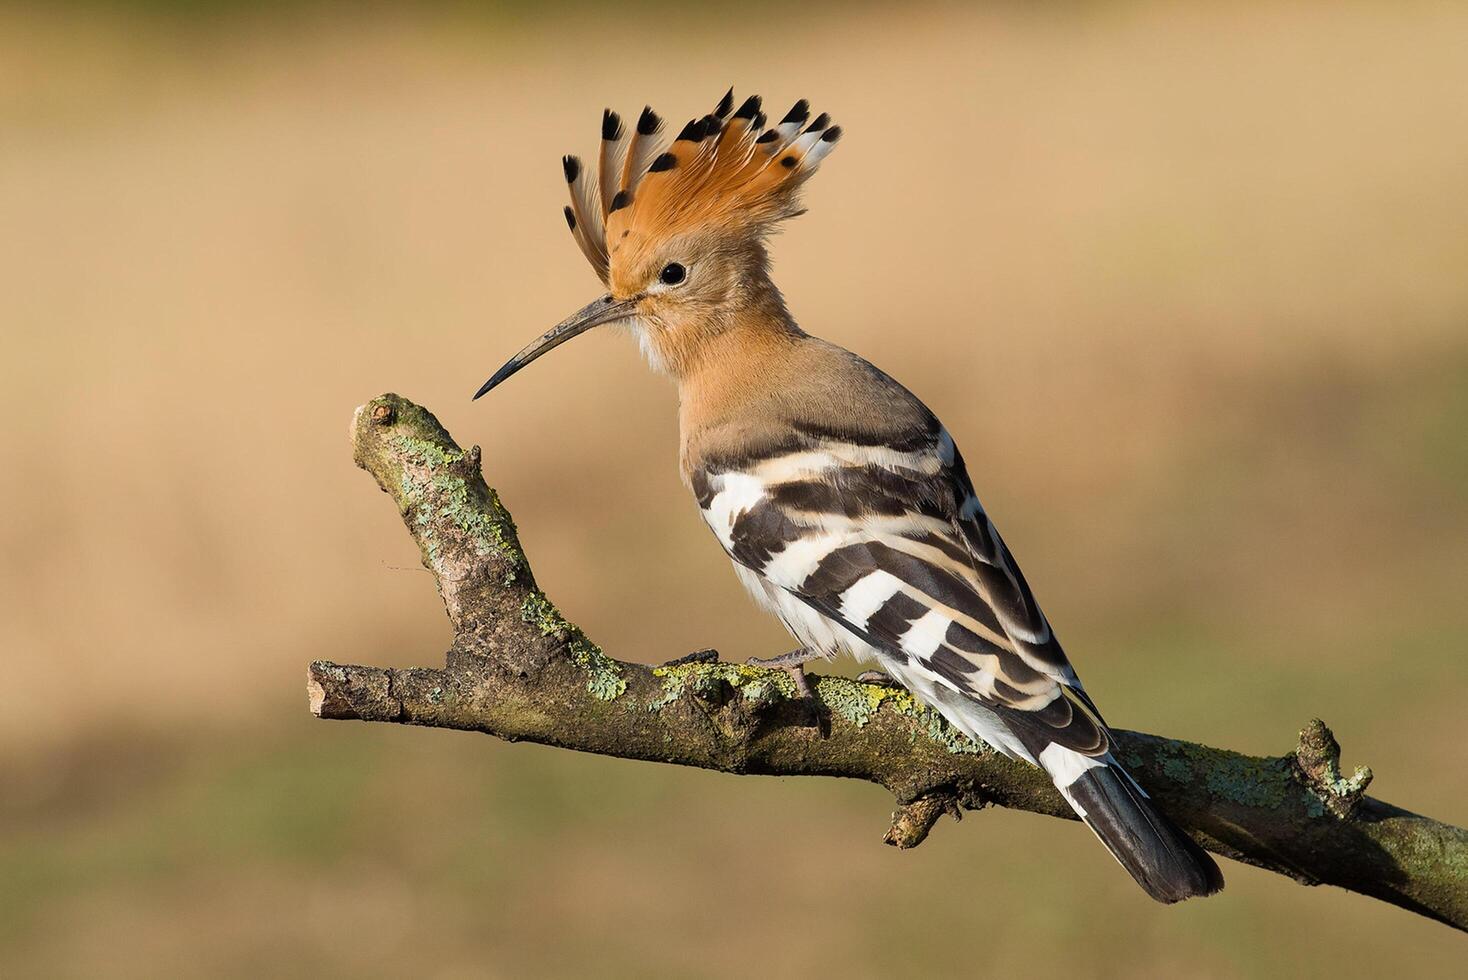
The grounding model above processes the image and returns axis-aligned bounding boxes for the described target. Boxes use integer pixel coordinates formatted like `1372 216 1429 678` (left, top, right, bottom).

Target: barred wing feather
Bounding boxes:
696 428 1109 765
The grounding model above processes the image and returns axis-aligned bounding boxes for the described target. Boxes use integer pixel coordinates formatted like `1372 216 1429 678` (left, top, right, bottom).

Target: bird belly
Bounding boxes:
883 659 1036 763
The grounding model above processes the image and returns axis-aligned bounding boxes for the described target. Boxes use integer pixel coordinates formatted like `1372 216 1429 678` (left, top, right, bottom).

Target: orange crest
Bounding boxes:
560 90 842 287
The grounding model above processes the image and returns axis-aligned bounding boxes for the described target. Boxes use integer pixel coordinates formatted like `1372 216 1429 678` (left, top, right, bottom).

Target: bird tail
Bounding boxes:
1045 747 1224 904
914 680 1223 903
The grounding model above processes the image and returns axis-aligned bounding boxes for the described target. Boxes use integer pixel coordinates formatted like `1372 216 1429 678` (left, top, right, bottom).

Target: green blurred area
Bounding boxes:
2 2 1466 976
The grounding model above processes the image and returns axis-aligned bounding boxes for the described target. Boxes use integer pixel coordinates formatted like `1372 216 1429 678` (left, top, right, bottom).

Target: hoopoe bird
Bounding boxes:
474 90 1224 904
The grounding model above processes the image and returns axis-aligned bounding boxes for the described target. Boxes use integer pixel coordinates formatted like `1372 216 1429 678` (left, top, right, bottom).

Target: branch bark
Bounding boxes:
310 393 1468 932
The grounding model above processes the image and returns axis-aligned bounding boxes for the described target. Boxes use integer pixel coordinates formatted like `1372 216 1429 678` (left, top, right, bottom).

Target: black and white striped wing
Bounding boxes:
695 429 1110 763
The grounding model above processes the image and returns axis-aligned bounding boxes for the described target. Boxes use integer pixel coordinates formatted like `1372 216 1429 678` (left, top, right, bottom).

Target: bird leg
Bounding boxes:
746 648 821 726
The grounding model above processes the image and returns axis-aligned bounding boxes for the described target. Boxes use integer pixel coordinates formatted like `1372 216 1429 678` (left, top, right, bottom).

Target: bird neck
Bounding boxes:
674 300 809 481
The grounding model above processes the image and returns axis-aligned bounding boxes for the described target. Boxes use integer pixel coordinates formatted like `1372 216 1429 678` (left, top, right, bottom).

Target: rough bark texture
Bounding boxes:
311 393 1468 932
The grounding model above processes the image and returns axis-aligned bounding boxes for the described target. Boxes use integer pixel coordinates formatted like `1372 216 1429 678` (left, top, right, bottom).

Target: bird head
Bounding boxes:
474 90 840 398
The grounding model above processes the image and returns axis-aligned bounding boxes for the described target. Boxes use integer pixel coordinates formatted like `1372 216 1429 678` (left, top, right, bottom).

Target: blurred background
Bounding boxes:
3 1 1466 976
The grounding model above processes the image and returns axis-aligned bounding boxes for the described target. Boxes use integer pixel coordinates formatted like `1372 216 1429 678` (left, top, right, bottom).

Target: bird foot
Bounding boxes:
856 670 901 688
746 648 818 670
661 648 720 667
747 649 822 729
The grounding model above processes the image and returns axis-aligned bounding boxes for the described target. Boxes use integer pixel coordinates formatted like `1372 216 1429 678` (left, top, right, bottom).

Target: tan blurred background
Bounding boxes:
3 1 1466 976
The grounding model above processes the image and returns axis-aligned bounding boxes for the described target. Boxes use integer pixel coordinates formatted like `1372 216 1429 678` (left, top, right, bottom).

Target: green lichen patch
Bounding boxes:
391 434 527 582
393 434 465 471
1129 738 1290 809
1130 740 1201 787
1203 751 1293 810
1161 752 1195 785
521 592 625 701
645 665 984 754
815 676 984 755
886 694 986 755
648 661 796 712
1323 765 1373 799
815 676 881 728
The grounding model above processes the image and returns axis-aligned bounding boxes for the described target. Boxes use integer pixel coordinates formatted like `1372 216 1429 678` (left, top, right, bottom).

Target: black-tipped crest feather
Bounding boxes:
621 106 665 198
601 109 622 141
560 91 844 283
780 99 810 124
713 87 734 119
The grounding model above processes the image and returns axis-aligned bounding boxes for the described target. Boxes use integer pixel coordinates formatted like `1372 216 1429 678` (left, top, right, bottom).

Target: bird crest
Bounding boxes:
560 89 842 287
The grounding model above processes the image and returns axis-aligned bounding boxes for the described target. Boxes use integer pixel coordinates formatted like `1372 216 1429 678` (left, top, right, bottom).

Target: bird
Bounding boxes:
473 89 1224 904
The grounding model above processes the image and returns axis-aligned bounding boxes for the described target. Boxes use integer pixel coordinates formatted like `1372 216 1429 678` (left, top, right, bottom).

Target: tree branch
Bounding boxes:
310 393 1468 932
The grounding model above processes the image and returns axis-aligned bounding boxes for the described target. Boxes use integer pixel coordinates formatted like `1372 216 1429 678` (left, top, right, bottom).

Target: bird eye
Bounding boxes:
659 262 687 286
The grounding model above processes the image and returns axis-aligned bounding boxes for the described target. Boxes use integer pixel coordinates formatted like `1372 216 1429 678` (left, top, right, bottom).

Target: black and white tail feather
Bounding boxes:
691 356 1224 903
1063 752 1224 903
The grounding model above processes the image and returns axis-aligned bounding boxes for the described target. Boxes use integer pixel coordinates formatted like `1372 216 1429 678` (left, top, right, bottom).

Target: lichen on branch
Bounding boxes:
312 393 1468 934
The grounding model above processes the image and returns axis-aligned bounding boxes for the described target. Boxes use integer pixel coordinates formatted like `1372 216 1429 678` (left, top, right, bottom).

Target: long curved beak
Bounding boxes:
473 294 638 399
